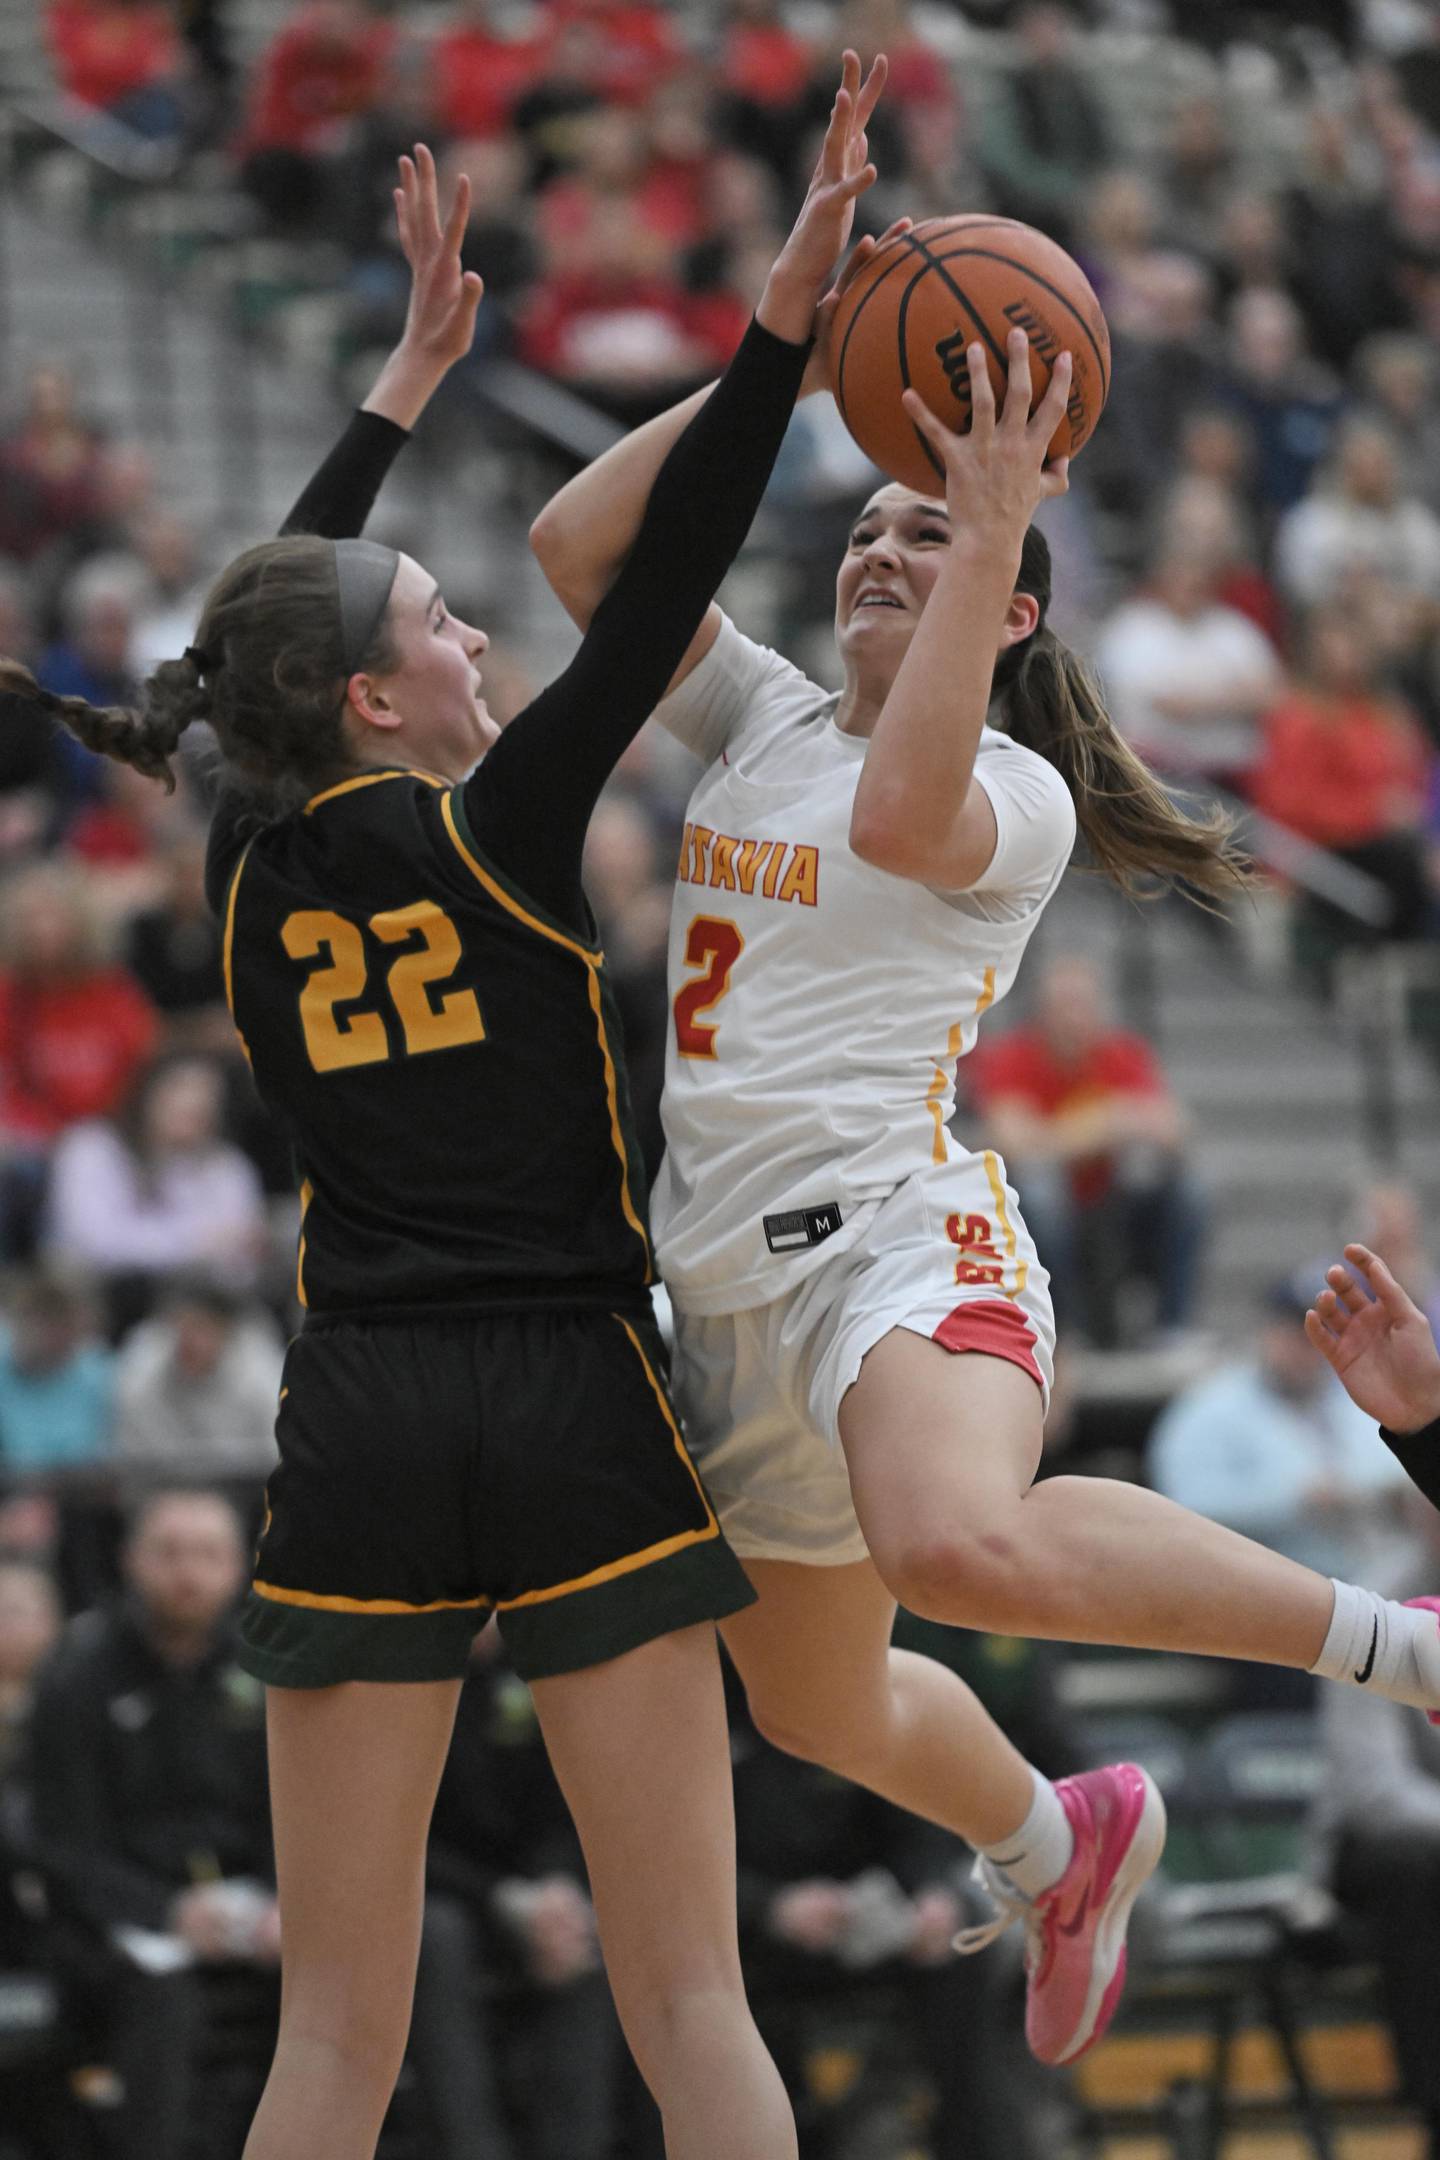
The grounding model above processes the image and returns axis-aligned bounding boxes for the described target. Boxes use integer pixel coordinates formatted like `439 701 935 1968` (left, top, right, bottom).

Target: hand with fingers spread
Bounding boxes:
758 48 886 347
1306 1243 1440 1435
360 143 485 431
394 142 485 372
901 328 1072 557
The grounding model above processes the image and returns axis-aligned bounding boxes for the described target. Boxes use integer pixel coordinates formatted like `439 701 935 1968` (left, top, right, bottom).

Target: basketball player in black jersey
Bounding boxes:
0 66 886 2160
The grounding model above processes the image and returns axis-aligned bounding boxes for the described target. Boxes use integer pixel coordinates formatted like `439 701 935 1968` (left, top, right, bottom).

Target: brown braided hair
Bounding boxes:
994 525 1253 908
0 535 399 807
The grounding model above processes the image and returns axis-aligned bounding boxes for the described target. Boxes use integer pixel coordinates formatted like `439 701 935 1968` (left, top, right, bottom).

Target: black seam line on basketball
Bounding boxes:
910 218 1032 240
895 256 947 484
926 242 1110 403
897 231 1011 405
834 245 914 429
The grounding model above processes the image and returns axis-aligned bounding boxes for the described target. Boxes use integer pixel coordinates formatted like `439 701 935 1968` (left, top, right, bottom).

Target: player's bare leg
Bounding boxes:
531 1623 796 2160
722 1555 1035 1845
721 1549 1164 2065
243 1678 462 2160
841 1333 1440 1713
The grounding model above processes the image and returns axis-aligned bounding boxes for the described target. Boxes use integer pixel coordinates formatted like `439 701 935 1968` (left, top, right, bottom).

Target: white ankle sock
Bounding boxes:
1309 1579 1440 1710
978 1768 1074 1898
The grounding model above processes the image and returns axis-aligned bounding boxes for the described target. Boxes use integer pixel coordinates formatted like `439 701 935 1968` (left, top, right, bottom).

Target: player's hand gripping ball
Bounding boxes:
828 215 1110 491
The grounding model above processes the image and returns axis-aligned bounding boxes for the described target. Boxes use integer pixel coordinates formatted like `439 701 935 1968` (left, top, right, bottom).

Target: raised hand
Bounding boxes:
394 142 484 372
1306 1242 1440 1434
901 327 1072 535
801 214 914 399
759 49 885 345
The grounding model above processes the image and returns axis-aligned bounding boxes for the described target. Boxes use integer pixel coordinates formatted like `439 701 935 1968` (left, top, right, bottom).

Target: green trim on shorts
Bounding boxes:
238 1590 485 1688
238 1537 757 1689
499 1536 755 1680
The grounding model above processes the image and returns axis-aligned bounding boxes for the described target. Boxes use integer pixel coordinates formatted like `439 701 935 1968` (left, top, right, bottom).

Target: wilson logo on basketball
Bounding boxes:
1002 304 1089 442
935 331 975 411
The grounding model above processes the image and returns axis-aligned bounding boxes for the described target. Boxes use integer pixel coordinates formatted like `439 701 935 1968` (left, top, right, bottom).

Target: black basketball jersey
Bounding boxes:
221 766 652 1317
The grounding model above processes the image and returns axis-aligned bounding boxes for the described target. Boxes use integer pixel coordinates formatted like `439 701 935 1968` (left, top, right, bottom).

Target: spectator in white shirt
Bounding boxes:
45 1054 268 1332
1275 415 1440 611
1094 542 1283 785
1148 1274 1416 1585
113 1275 282 1479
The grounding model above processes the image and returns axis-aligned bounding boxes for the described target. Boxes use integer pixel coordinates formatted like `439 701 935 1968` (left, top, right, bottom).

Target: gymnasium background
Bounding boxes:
1 2 1439 2156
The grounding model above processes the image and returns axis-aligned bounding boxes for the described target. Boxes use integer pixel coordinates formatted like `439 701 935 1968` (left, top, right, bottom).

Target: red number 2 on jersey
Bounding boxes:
673 916 744 1059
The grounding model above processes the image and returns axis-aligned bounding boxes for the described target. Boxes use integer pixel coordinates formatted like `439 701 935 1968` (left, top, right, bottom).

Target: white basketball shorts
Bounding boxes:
669 1150 1055 1567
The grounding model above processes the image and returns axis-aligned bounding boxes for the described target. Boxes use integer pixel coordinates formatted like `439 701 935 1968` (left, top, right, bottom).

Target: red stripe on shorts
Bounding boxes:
932 1298 1044 1388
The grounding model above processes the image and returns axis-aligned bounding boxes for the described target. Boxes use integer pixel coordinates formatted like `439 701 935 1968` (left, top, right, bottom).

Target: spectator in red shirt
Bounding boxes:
969 953 1206 1350
0 366 114 578
539 0 681 109
45 0 186 142
537 104 708 274
0 861 158 1146
0 861 157 1261
1251 610 1434 987
238 0 393 234
431 0 546 142
715 0 814 180
520 202 746 425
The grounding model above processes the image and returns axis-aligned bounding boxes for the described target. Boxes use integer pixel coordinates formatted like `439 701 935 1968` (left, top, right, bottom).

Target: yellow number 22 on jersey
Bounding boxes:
281 904 486 1074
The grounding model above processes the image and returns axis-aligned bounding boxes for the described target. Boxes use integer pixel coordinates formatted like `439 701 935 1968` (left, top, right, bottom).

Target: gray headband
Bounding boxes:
335 538 401 674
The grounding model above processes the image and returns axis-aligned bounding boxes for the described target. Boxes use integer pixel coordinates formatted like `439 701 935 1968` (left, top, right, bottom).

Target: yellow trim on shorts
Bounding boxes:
440 791 651 1269
981 1148 1027 1301
295 1180 313 1309
251 1580 492 1617
493 1314 719 1613
221 841 256 1066
304 769 445 815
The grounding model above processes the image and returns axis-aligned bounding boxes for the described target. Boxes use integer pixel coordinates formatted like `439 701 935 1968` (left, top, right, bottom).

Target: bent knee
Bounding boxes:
875 1524 1032 1631
747 1689 882 1782
748 1693 835 1766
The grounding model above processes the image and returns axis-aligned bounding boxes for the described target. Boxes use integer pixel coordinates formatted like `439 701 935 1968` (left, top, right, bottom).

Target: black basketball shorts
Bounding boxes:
239 1304 756 1687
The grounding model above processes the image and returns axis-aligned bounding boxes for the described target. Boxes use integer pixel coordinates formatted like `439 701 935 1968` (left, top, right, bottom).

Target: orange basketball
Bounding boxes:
828 215 1111 492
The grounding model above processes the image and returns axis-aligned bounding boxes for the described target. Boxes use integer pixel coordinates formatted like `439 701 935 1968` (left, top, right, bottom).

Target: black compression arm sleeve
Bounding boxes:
1380 1415 1440 1512
204 409 412 912
280 407 411 538
464 316 810 927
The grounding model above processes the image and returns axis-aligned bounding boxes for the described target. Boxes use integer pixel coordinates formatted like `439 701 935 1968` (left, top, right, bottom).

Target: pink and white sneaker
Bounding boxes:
1403 1598 1440 1726
955 1764 1167 2067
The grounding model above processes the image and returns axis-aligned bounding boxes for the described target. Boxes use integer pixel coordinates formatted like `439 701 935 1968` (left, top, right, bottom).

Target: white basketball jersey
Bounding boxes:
651 614 1077 1314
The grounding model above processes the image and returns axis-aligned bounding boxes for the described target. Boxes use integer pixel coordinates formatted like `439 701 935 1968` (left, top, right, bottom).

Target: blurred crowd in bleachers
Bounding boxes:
11 0 1440 992
5 0 1440 2155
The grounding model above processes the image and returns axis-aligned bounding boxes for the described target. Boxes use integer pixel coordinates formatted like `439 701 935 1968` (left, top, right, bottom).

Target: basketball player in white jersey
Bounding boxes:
532 248 1440 2070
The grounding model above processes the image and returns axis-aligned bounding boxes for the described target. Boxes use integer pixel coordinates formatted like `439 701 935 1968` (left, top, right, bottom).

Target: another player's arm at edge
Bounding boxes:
846 334 1072 893
1307 1241 1440 1511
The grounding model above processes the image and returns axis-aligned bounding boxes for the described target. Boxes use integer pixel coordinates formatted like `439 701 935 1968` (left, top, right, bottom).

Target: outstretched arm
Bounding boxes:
527 57 890 689
848 332 1072 891
207 147 482 909
468 55 886 926
282 144 483 538
1307 1243 1440 1507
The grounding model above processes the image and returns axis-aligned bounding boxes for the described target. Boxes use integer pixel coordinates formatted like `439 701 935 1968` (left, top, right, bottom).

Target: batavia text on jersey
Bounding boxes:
676 824 819 907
